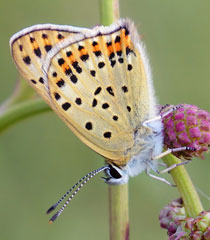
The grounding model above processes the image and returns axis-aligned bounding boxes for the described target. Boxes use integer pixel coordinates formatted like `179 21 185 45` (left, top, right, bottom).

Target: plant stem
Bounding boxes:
163 154 203 217
0 99 50 133
109 184 129 240
99 1 129 239
100 0 120 25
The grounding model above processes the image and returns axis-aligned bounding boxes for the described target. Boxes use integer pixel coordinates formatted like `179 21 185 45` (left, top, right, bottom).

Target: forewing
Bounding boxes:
43 19 155 164
10 24 88 106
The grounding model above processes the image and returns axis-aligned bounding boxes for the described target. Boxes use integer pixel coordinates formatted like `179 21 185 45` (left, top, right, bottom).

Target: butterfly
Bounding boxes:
10 19 170 222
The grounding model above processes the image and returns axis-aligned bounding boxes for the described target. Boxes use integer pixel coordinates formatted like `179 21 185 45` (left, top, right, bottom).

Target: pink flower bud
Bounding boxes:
159 198 210 239
161 104 210 159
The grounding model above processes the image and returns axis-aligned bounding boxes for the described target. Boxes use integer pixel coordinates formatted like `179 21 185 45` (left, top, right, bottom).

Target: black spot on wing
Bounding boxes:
42 33 48 39
72 61 82 73
124 28 129 36
70 74 78 84
102 103 109 109
58 58 65 66
80 54 89 61
45 44 52 52
113 115 118 121
116 50 122 56
52 72 57 77
118 58 123 64
66 51 72 57
106 87 114 96
65 68 72 76
126 47 136 56
75 98 82 105
110 60 116 67
54 92 61 100
57 34 64 40
30 37 35 43
62 102 71 111
98 62 105 68
94 51 102 57
85 122 93 130
92 41 98 46
94 87 102 95
104 132 111 139
23 56 31 65
39 77 44 84
31 79 36 84
34 48 42 58
90 70 96 77
122 86 128 93
115 36 121 43
56 79 65 87
19 45 23 51
78 45 84 51
128 64 133 71
109 52 115 60
92 98 97 107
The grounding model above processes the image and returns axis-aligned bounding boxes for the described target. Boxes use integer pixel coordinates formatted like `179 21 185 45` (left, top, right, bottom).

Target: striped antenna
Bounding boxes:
46 165 109 223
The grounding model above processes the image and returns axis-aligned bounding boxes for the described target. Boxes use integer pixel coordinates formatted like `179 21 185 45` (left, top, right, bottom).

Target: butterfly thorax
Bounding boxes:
106 118 163 166
126 117 163 174
105 119 163 184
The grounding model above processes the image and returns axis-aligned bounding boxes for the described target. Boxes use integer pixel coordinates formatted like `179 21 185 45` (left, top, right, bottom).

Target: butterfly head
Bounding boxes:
103 164 129 185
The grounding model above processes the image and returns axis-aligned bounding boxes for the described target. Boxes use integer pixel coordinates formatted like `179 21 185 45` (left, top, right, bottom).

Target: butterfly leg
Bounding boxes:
156 161 189 171
152 146 194 173
158 160 191 174
156 162 167 167
143 104 183 127
145 169 176 187
153 146 195 160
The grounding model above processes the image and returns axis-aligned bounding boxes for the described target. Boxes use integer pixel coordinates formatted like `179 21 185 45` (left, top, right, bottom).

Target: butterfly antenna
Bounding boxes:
46 171 95 214
47 165 109 223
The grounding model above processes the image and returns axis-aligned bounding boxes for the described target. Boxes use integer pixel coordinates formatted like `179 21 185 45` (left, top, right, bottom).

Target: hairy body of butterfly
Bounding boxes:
10 19 163 185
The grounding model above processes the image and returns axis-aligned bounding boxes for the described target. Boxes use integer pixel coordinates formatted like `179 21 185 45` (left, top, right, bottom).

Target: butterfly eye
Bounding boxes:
109 165 122 179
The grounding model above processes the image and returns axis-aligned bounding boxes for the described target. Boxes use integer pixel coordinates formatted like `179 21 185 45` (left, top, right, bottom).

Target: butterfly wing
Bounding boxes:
10 24 89 106
41 19 157 165
10 19 157 166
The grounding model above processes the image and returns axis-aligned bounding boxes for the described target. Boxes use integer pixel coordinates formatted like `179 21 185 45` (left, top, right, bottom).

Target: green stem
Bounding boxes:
99 1 129 239
100 0 119 25
163 154 203 217
0 99 50 133
109 184 129 240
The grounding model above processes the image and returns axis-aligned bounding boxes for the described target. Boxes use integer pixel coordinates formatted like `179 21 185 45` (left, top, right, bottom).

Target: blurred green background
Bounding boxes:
1 0 210 239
